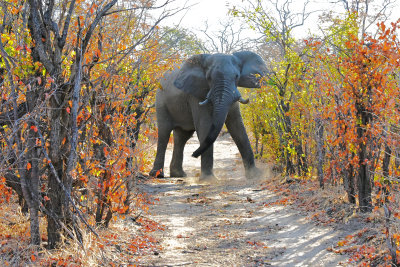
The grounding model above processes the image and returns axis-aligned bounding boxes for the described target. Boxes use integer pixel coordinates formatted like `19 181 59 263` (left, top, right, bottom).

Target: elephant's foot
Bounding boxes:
199 173 218 183
170 168 187 178
149 168 164 178
245 166 263 179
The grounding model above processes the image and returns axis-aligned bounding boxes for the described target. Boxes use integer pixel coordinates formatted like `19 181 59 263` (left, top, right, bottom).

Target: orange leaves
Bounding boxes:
103 115 111 122
309 19 400 200
136 217 165 232
99 231 159 260
264 196 292 208
26 162 31 170
247 240 268 249
0 177 12 203
30 125 38 132
89 3 98 15
103 147 109 157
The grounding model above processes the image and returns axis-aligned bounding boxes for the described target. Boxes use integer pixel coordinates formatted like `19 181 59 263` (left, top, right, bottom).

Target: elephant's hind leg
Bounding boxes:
170 128 194 177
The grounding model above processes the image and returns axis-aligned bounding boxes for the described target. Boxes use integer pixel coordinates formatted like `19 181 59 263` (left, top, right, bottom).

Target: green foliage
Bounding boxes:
238 3 312 175
160 26 204 56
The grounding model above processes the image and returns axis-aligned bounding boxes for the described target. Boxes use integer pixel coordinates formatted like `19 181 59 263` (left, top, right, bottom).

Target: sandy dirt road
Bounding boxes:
138 135 352 266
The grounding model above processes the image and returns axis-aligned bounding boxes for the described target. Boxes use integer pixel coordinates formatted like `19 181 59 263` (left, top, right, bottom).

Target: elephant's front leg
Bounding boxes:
225 103 262 179
170 128 194 177
200 144 214 179
194 107 216 180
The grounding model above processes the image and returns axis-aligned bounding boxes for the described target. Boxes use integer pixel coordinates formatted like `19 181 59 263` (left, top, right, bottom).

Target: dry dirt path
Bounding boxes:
138 135 351 266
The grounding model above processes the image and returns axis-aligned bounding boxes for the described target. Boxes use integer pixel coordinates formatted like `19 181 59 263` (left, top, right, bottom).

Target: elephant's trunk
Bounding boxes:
192 98 231 158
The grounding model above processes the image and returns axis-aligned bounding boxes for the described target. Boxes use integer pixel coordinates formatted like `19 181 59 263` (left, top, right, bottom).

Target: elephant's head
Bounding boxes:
174 51 267 158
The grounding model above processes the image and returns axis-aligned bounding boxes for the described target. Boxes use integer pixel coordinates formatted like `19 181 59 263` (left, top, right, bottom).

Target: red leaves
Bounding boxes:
247 240 268 248
103 147 109 157
264 196 292 207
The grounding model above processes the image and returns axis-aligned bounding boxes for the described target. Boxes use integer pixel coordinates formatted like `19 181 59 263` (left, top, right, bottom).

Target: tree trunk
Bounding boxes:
95 114 114 226
315 117 324 188
382 144 391 203
295 138 308 176
47 95 70 248
357 129 372 212
27 129 41 246
345 162 356 204
24 89 41 246
47 161 65 248
255 134 259 157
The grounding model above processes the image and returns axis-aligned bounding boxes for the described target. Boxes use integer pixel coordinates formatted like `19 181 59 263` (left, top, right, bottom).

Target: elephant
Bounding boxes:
149 51 267 180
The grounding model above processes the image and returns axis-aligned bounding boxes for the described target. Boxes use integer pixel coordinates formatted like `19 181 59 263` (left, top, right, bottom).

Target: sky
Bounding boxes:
155 0 400 39
155 0 325 37
167 0 243 29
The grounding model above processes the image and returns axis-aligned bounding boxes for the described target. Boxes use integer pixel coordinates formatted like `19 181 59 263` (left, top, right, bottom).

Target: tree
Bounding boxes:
197 18 255 54
233 0 313 176
311 15 400 211
233 0 400 216
0 0 181 248
159 26 203 57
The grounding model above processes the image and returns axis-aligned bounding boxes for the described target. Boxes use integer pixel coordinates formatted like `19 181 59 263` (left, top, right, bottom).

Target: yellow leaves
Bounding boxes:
90 167 103 177
337 240 348 247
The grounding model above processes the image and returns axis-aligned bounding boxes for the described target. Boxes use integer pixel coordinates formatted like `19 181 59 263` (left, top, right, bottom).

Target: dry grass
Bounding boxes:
0 194 163 266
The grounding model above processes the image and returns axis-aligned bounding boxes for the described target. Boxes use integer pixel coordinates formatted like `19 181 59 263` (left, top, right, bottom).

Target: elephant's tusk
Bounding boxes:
238 97 249 104
199 98 210 106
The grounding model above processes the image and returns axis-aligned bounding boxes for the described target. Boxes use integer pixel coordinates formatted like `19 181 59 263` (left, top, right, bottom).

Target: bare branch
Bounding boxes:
197 18 254 53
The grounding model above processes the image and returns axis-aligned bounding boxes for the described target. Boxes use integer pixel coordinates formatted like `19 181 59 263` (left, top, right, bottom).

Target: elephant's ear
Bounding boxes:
233 51 267 88
174 54 210 99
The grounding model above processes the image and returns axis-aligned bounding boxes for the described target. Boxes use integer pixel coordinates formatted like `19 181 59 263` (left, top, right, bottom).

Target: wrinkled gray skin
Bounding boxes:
149 51 267 180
